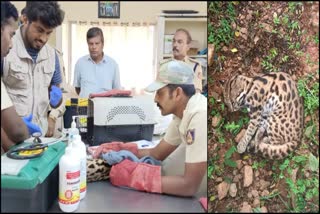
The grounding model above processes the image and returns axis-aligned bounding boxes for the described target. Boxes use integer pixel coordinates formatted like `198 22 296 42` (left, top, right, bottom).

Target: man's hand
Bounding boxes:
45 117 56 137
50 85 62 108
22 114 41 135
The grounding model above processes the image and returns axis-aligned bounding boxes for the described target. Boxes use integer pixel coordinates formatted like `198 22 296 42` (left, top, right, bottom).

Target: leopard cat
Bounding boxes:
87 159 111 182
223 72 304 159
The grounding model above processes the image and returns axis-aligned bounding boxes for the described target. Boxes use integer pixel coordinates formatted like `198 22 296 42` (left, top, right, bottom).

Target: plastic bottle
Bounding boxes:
58 146 80 212
72 134 87 200
68 116 79 145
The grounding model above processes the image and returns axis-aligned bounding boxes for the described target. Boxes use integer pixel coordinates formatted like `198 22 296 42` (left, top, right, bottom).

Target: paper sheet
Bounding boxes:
1 155 29 176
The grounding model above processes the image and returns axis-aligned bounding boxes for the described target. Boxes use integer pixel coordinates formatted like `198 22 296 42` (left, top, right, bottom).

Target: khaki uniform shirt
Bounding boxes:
164 93 207 163
162 56 203 92
2 27 56 134
1 78 13 110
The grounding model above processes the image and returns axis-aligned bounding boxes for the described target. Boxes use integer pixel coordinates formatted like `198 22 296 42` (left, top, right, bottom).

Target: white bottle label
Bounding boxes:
80 158 87 194
59 170 80 205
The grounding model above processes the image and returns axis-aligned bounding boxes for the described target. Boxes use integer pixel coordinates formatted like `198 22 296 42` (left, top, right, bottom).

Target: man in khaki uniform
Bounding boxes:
163 28 203 93
104 60 207 197
1 1 29 154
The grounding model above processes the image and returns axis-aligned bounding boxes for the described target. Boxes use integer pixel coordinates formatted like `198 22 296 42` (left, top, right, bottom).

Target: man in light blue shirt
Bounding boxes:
73 27 121 98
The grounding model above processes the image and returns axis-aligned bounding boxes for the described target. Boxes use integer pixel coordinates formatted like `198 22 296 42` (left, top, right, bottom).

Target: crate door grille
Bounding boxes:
107 106 146 122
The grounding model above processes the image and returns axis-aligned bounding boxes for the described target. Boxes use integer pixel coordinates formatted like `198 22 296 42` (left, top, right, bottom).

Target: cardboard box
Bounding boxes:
187 40 200 55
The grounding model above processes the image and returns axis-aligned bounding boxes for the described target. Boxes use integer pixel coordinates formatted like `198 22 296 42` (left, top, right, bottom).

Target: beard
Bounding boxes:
24 25 43 50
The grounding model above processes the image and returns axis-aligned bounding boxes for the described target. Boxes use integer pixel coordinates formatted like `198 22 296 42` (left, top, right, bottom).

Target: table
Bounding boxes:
49 181 204 212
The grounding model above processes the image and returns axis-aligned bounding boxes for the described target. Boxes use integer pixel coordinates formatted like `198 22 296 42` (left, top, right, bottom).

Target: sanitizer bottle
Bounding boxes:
68 116 79 145
59 146 80 212
72 134 87 200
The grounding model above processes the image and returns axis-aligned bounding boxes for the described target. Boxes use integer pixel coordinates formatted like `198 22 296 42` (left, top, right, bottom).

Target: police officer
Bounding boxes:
161 28 203 93
94 60 207 197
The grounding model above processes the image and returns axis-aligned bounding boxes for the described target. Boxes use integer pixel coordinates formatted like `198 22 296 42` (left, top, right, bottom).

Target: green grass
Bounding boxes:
208 2 237 51
224 116 249 135
224 145 237 168
297 72 319 116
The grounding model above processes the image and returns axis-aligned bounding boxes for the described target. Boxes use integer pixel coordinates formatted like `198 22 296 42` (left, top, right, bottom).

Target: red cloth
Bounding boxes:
91 142 138 159
110 159 162 193
89 89 131 98
199 197 207 211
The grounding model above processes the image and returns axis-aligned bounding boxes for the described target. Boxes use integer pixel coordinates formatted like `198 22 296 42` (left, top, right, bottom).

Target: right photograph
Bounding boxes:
207 1 319 213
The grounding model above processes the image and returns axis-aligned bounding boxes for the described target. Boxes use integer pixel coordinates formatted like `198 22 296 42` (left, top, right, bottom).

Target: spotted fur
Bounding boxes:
87 159 111 182
223 72 304 159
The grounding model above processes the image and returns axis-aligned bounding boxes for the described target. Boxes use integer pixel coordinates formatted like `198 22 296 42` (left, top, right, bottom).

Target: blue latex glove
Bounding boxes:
22 114 42 135
50 85 62 107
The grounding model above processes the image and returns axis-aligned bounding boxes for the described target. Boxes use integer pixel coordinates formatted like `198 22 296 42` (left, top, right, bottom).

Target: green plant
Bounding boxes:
273 16 281 25
286 176 319 212
314 35 319 45
260 191 281 201
289 20 300 33
224 121 242 135
208 165 214 178
252 160 267 170
279 158 290 179
288 2 302 14
281 55 289 63
209 155 223 177
209 97 215 105
208 2 236 51
282 15 289 25
224 145 237 168
297 74 319 116
267 48 278 60
261 59 278 72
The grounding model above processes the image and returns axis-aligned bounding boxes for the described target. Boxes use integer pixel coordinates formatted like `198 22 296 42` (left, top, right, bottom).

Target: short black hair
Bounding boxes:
87 27 104 44
167 84 195 98
21 7 26 15
1 1 18 27
25 1 64 28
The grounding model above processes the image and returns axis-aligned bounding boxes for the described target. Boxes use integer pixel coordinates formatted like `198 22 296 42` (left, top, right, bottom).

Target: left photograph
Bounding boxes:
1 1 208 213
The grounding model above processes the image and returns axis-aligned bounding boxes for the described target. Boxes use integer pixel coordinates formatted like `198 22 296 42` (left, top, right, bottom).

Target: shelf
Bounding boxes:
163 54 207 58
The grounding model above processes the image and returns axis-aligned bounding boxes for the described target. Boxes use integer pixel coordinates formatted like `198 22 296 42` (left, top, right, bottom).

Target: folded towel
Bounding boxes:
101 150 162 166
89 89 131 98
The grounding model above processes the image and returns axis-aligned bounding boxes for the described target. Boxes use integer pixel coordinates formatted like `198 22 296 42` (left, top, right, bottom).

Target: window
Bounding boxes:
62 22 155 92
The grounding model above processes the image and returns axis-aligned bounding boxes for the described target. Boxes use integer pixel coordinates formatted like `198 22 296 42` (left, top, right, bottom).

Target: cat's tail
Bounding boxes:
256 141 299 160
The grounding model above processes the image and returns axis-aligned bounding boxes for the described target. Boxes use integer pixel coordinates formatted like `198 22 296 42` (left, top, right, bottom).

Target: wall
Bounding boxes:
12 1 207 47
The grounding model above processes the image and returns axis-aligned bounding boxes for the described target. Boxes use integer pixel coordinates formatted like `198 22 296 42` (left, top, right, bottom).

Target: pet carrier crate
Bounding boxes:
87 95 156 146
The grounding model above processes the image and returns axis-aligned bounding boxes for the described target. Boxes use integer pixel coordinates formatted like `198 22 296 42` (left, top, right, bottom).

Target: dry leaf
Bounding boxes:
240 28 248 35
231 48 238 53
235 31 240 37
273 12 277 18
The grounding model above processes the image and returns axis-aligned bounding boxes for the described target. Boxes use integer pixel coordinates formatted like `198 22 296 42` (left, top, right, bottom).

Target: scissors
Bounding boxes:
6 132 48 160
7 143 48 160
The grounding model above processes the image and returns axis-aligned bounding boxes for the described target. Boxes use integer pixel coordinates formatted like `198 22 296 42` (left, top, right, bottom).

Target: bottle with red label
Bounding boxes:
59 146 81 212
72 134 87 200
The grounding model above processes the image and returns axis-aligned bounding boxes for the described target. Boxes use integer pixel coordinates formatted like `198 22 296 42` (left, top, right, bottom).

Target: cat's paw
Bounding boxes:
237 141 247 153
